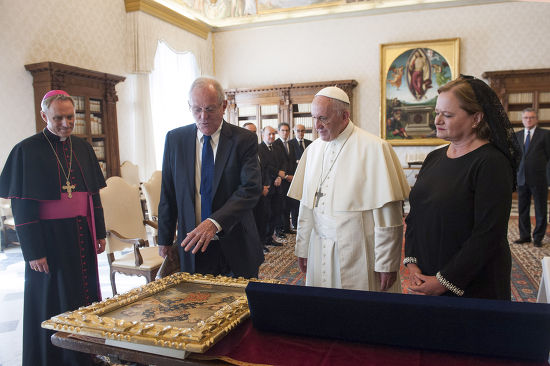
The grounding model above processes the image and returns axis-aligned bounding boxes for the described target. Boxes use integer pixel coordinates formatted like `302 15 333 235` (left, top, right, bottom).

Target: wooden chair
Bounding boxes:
100 177 164 295
141 170 162 243
0 198 18 251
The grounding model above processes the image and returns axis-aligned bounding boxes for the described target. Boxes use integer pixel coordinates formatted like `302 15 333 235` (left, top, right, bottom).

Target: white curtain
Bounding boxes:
149 40 199 168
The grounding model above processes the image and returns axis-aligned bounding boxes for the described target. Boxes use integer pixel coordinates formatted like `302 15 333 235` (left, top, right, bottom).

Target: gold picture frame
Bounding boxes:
42 273 277 355
380 38 460 146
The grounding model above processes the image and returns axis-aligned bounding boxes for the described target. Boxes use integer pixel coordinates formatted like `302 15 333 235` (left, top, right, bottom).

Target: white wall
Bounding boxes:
213 2 550 160
0 1 212 178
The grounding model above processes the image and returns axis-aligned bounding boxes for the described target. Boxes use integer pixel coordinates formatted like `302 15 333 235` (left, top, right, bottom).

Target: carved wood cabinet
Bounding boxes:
25 62 125 178
224 80 357 140
482 69 550 129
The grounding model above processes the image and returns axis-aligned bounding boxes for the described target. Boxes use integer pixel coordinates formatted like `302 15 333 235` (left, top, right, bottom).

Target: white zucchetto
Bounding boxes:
315 86 350 104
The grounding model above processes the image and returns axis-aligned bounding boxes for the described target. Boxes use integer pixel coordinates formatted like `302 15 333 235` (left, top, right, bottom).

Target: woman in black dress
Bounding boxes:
404 75 521 300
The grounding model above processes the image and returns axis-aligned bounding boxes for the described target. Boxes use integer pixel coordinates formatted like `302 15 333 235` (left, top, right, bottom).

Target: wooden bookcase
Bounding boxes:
482 69 550 129
225 80 357 140
25 62 125 178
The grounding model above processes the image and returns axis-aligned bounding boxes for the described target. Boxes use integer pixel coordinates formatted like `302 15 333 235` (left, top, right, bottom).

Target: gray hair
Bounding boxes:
522 107 537 116
41 94 75 112
329 98 350 117
188 77 225 104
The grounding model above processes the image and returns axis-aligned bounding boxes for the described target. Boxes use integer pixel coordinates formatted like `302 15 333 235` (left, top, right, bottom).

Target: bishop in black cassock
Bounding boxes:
0 90 106 366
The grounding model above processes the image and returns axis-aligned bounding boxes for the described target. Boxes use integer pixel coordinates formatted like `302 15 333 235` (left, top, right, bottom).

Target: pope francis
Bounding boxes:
288 86 410 292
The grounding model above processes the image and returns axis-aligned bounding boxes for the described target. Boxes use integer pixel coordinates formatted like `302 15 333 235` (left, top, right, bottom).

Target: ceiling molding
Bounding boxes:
124 0 211 39
124 0 515 35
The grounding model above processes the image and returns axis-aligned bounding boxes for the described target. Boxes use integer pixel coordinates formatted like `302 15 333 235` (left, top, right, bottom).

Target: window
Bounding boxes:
149 41 199 167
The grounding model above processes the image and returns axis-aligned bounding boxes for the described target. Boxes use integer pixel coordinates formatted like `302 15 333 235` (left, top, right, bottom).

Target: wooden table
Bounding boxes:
51 332 227 366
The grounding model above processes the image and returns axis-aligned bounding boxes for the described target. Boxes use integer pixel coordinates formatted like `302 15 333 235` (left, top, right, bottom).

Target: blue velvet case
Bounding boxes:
245 282 550 361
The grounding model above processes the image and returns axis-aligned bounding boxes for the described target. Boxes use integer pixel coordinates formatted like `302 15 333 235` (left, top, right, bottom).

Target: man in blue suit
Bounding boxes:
515 108 550 248
158 77 264 277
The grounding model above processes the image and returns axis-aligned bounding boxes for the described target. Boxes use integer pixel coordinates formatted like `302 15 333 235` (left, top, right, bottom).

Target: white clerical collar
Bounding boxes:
197 122 223 146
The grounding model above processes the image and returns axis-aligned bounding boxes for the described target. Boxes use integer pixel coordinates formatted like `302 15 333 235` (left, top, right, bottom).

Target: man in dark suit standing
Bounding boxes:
288 124 312 229
158 77 263 278
273 122 297 235
515 108 550 247
257 126 284 247
289 123 312 161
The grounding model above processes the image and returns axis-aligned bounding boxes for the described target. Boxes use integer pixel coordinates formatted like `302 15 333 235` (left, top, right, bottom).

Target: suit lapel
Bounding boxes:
213 122 232 195
176 126 197 206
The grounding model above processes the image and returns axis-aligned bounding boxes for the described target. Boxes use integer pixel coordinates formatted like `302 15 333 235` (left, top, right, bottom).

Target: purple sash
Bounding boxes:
39 192 97 252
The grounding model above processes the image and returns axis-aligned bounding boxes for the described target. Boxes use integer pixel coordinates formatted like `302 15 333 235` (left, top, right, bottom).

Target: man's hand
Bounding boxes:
298 257 307 273
29 257 49 274
285 174 293 182
96 238 106 254
274 176 282 187
158 245 172 258
408 273 447 296
262 185 270 196
182 220 218 254
378 271 397 291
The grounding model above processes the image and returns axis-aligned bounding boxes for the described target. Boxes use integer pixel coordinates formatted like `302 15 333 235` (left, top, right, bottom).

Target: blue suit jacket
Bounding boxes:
158 121 263 278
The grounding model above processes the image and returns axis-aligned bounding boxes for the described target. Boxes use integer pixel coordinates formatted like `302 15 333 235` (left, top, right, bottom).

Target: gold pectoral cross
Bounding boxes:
313 190 325 208
62 180 76 198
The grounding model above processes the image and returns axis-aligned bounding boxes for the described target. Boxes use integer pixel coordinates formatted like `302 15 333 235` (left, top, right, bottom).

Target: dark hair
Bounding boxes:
278 122 290 130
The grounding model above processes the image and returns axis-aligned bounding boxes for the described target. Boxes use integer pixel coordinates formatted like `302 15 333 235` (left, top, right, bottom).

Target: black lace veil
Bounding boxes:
461 74 522 191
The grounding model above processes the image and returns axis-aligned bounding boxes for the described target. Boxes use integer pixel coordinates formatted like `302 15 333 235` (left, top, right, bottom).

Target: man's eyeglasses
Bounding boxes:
189 104 221 115
295 129 305 132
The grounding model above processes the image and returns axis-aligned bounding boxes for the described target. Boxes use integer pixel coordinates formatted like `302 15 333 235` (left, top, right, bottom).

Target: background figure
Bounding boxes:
257 126 284 248
386 109 410 139
288 86 409 292
244 123 273 254
514 108 550 247
289 124 312 228
0 90 106 366
158 77 263 278
273 122 297 235
404 75 521 300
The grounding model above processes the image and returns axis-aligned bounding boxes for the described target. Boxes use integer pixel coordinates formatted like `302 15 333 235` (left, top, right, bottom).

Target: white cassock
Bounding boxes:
288 121 410 292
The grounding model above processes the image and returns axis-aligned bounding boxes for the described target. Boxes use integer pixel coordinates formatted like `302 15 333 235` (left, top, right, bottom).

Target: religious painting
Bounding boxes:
380 38 460 145
42 273 278 356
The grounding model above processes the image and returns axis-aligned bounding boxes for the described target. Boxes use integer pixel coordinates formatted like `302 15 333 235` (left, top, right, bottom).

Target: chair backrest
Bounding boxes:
100 177 147 254
120 160 141 187
142 170 162 220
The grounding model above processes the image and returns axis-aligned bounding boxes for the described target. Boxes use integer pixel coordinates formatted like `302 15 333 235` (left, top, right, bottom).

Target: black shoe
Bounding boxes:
266 239 283 247
263 246 270 254
534 241 543 248
514 238 531 244
284 228 297 234
276 232 286 239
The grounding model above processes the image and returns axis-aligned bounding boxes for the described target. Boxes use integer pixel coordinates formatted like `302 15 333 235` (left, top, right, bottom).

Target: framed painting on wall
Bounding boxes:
380 38 460 145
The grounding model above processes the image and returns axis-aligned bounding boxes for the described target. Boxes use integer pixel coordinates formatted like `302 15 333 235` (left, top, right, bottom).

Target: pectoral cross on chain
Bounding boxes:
62 180 76 198
313 189 325 207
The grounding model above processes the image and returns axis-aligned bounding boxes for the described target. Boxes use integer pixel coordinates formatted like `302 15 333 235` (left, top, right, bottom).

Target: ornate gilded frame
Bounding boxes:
380 38 460 146
42 273 277 354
